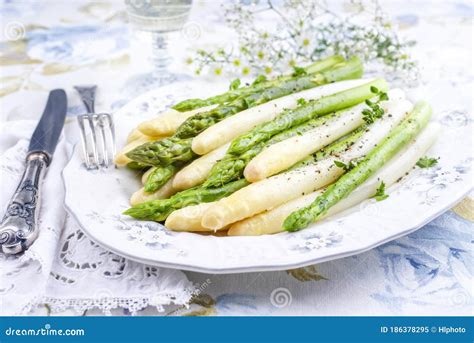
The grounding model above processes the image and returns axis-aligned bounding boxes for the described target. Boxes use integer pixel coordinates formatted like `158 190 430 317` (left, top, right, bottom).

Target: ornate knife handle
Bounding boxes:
0 152 49 255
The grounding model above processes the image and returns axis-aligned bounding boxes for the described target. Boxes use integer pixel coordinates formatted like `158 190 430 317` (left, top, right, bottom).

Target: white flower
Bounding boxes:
191 1 418 84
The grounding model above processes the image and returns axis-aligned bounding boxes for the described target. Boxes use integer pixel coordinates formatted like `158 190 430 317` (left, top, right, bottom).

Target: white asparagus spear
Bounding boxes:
228 123 440 235
191 79 374 155
115 135 161 166
130 176 178 206
244 89 405 182
138 105 217 137
244 108 364 182
173 143 231 190
127 128 145 143
201 99 413 230
126 128 164 144
165 202 217 231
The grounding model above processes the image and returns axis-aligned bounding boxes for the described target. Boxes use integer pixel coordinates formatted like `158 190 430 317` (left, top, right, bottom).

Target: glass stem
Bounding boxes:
151 32 173 81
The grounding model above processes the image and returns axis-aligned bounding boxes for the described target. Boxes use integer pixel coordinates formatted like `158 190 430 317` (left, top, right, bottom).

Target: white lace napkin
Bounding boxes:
0 121 195 315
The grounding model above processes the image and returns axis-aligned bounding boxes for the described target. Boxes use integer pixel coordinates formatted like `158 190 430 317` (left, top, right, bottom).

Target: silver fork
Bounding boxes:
74 86 116 170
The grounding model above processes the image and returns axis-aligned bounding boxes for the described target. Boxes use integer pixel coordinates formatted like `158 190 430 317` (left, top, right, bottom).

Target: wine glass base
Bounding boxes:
151 71 177 85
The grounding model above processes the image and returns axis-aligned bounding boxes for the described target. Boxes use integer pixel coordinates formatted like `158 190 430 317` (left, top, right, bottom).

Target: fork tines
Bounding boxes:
77 113 116 170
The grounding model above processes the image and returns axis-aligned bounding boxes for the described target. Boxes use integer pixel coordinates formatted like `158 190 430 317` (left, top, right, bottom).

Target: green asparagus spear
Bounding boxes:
283 101 432 232
127 136 195 166
228 78 387 156
204 112 345 187
144 165 177 193
127 57 364 166
172 55 345 112
124 179 249 222
304 55 346 74
126 161 150 170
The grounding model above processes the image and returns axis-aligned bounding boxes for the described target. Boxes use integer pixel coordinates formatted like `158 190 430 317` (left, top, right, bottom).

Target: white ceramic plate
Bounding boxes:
63 81 473 274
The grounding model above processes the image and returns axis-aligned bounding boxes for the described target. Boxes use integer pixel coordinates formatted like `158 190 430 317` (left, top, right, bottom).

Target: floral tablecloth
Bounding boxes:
0 0 472 316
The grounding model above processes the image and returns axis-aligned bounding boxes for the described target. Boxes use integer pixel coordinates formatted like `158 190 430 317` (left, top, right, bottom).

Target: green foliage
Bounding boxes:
292 66 307 77
187 0 418 83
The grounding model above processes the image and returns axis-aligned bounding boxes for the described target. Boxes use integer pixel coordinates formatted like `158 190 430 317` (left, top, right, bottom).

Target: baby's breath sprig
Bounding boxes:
188 0 419 85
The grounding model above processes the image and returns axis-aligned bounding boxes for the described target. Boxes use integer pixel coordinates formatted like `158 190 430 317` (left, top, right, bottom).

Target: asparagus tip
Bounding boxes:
123 205 150 220
283 211 311 232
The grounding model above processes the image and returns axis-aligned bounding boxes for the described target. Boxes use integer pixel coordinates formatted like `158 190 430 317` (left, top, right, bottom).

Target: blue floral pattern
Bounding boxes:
26 25 128 65
371 212 472 314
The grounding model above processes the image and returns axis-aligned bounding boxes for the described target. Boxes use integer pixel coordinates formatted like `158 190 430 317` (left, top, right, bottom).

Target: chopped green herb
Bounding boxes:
416 156 439 168
373 181 389 201
229 78 241 90
334 160 356 172
362 87 389 124
297 98 307 106
378 92 389 101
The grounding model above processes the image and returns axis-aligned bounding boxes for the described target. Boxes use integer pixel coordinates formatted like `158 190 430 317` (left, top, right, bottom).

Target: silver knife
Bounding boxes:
0 89 68 255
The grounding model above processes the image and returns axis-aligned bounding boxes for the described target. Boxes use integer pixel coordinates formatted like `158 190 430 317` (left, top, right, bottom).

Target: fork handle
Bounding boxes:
0 152 48 255
74 85 97 113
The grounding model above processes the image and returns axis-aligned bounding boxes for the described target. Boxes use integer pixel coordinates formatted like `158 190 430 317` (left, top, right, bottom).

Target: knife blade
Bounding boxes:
28 89 68 164
0 89 68 255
